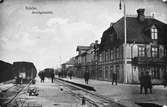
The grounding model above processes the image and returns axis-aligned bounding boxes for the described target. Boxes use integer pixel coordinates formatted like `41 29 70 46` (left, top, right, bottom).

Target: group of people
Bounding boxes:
139 71 152 94
38 68 167 95
83 70 118 85
38 72 45 83
38 71 55 83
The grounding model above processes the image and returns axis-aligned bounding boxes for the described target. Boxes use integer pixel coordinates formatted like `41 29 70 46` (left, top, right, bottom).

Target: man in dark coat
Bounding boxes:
58 72 61 78
163 72 167 88
68 70 73 80
41 72 45 83
112 71 117 85
84 71 89 84
139 72 145 94
51 72 55 83
144 71 152 94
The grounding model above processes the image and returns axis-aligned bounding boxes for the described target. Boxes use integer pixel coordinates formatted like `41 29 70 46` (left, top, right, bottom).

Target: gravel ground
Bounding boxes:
62 77 167 107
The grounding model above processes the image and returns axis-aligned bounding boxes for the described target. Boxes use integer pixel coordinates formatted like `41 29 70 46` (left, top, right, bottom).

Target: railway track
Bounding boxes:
0 80 33 107
0 80 17 90
55 78 126 107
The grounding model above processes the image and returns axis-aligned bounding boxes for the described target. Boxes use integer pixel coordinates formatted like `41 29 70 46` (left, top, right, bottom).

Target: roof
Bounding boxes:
13 61 34 65
0 60 12 72
80 52 87 56
100 16 167 51
113 16 167 44
76 46 90 51
12 61 36 71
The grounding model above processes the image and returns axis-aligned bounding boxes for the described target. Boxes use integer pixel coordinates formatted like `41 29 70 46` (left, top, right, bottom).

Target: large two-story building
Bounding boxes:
65 8 167 84
75 46 90 78
99 9 167 83
74 41 99 79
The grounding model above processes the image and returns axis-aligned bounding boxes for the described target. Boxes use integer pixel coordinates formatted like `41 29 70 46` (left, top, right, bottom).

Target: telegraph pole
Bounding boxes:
120 0 127 83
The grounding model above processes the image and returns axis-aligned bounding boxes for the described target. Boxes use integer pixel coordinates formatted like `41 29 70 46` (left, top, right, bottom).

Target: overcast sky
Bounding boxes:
0 0 167 70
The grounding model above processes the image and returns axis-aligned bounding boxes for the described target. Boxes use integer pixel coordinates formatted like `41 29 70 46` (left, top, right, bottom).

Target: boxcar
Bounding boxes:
12 62 37 84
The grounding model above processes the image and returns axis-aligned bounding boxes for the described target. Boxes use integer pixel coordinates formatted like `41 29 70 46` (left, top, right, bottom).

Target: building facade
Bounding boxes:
99 9 167 83
73 41 99 79
66 8 167 84
75 46 90 78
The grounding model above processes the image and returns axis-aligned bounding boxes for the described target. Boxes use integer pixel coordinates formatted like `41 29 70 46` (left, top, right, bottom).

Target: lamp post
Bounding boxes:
120 0 127 83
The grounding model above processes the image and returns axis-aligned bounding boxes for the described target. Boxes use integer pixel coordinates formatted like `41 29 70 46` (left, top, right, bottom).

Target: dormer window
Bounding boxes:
151 25 158 40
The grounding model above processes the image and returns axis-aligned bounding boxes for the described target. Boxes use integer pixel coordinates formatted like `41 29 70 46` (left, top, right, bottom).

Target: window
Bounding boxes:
99 54 102 62
110 50 113 60
151 66 160 79
151 47 158 57
106 50 110 61
102 52 105 62
116 48 120 58
151 26 158 40
138 46 145 57
110 66 113 71
164 47 167 57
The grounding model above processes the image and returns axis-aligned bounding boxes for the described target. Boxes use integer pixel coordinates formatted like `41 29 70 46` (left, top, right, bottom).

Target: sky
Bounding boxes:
0 0 167 71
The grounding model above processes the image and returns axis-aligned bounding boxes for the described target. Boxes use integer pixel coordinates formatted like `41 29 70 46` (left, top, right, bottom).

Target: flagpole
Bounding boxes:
124 0 127 45
124 0 127 83
120 0 127 83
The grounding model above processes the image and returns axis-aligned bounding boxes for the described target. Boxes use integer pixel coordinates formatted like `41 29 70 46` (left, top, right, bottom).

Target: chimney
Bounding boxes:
110 22 114 27
95 40 98 45
137 8 145 22
94 40 99 49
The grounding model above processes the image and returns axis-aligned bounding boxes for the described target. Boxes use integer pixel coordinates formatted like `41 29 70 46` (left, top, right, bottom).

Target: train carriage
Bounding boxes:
12 62 37 84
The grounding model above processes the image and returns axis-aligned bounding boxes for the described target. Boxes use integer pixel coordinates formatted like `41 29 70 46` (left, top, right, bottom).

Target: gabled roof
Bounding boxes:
76 46 90 51
112 16 167 44
100 16 167 51
100 27 117 51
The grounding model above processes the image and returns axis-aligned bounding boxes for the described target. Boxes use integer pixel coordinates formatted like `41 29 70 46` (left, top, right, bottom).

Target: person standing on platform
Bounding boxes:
139 72 145 94
58 72 61 78
163 72 167 88
112 71 117 85
69 70 73 80
144 71 152 94
51 71 55 83
41 72 45 83
84 70 89 84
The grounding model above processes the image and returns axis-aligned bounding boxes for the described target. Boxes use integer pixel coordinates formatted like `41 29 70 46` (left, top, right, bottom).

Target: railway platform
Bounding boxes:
0 77 83 107
1 76 167 107
11 77 83 107
59 76 167 107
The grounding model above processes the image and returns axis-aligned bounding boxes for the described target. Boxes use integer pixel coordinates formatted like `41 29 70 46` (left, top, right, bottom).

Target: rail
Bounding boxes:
0 79 17 93
1 80 33 107
55 78 125 107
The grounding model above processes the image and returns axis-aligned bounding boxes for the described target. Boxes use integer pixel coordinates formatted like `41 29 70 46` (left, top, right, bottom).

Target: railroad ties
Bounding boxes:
55 78 126 107
0 80 34 107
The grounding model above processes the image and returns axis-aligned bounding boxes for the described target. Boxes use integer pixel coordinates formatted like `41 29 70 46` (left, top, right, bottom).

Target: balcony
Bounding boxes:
132 56 167 65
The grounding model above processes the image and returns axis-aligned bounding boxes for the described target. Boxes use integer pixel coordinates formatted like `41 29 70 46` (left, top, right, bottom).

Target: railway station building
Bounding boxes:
74 41 99 79
99 9 167 83
66 8 167 84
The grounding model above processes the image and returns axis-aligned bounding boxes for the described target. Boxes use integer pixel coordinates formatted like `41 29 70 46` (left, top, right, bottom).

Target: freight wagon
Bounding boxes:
12 62 37 84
